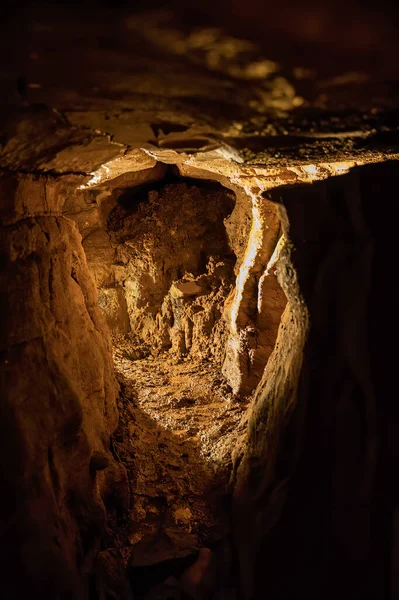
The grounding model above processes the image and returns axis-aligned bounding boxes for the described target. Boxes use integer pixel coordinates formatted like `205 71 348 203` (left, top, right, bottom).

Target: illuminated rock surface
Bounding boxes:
1 3 399 599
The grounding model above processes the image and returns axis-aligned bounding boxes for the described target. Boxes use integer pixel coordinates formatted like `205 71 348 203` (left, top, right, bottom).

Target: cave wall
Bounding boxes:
222 192 287 396
0 6 398 597
0 147 397 599
4 154 396 600
73 169 286 395
232 160 399 600
0 185 125 598
106 180 236 360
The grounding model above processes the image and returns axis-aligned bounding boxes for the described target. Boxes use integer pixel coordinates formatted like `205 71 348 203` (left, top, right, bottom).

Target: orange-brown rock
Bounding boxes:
0 216 121 598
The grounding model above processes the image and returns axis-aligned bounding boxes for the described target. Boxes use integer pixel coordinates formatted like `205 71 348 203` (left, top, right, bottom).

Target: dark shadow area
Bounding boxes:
114 166 234 214
235 160 399 600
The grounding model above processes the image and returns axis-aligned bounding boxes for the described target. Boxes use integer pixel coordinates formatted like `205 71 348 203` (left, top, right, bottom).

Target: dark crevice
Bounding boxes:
0 165 88 178
112 165 233 214
150 122 189 137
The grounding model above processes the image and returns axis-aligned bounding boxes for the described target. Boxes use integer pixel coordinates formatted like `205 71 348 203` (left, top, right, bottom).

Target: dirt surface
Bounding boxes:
113 334 247 463
94 178 282 592
105 332 247 589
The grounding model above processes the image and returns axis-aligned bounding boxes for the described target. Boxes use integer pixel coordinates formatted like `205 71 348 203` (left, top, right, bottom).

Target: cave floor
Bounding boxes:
106 333 248 589
113 334 247 462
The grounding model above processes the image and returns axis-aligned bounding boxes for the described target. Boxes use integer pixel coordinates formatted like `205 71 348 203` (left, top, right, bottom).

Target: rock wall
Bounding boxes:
105 180 237 362
73 170 286 397
222 194 287 396
0 212 123 599
0 6 398 598
232 160 399 600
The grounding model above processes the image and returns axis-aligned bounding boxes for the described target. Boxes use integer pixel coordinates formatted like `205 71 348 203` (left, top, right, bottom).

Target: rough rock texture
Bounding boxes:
231 224 308 599
1 4 399 600
232 160 399 599
94 340 246 598
112 342 246 466
0 215 122 599
75 175 286 396
222 196 287 395
105 181 236 363
71 172 287 396
108 373 230 565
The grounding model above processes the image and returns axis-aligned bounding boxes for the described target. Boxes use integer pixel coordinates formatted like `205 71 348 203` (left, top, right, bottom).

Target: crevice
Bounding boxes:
75 169 289 599
0 165 90 178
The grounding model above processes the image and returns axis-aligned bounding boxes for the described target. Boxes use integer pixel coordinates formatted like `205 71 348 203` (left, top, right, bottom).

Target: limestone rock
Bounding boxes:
0 216 120 598
94 549 133 600
180 548 216 600
67 206 102 240
170 281 203 298
98 287 130 333
1 6 398 600
83 229 116 287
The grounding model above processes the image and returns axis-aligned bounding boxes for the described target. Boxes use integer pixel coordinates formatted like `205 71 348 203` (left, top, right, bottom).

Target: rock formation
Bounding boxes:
0 214 124 598
1 3 399 599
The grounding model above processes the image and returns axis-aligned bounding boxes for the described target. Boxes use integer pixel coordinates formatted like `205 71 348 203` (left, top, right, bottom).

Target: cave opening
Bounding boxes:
80 167 287 596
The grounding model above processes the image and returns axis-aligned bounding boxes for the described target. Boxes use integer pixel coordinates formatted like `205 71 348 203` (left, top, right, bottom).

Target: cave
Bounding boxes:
82 168 286 397
75 167 287 597
1 1 399 600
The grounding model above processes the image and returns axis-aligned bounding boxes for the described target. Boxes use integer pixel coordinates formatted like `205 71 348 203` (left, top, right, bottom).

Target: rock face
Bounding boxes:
1 4 399 599
222 195 287 396
74 175 286 396
232 160 399 600
104 181 237 363
0 215 121 598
